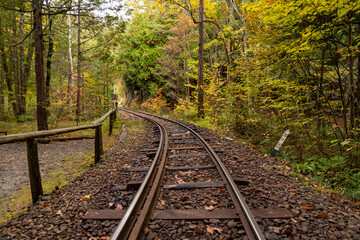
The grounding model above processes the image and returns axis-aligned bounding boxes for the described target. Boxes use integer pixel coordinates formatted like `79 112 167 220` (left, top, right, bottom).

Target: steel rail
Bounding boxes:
111 109 168 240
121 108 265 240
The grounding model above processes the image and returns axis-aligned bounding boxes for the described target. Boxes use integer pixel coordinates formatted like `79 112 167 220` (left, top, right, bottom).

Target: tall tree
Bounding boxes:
197 0 204 117
67 13 74 96
76 0 81 124
33 0 48 130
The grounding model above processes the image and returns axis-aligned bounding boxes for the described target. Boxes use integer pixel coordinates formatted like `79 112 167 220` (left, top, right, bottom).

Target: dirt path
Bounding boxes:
0 140 94 199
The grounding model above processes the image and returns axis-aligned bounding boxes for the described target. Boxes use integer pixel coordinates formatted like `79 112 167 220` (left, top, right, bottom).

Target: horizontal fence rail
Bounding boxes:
0 105 118 203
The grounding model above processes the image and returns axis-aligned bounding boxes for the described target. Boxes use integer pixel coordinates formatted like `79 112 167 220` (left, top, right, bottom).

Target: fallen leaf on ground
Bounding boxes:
204 205 215 211
313 213 329 219
268 226 282 233
56 210 62 216
206 225 222 234
299 204 311 210
116 204 123 210
130 173 138 178
83 194 91 199
281 225 293 234
160 199 166 206
109 202 115 207
210 199 217 204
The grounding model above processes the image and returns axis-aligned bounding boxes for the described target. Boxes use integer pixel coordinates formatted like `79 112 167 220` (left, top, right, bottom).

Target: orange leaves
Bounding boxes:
206 225 222 234
130 173 138 178
299 204 312 210
313 213 328 219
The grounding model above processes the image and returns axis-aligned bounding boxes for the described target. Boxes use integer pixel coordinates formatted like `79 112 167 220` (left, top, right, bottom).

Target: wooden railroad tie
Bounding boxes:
83 208 292 220
110 178 249 192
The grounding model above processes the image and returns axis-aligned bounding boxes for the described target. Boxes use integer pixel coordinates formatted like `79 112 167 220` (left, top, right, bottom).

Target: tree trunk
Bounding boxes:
0 44 17 116
0 69 4 118
13 9 21 116
21 37 35 115
19 9 26 115
348 13 355 131
197 0 204 118
45 17 53 119
76 0 81 125
67 14 74 96
356 23 360 127
33 0 48 130
0 17 17 116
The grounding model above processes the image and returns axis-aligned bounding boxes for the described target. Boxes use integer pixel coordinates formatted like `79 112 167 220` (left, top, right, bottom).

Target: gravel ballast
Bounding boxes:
0 112 359 239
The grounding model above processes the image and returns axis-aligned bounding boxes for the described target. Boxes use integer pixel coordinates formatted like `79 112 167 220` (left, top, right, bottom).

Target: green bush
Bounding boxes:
293 156 360 200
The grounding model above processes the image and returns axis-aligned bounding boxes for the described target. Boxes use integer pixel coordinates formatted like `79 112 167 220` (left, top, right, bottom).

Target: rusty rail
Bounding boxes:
111 108 169 239
0 106 117 203
118 108 265 240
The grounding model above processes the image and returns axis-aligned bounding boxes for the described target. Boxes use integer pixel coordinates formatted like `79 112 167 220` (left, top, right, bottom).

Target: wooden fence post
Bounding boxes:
109 112 114 135
26 139 43 203
114 102 118 120
95 125 103 163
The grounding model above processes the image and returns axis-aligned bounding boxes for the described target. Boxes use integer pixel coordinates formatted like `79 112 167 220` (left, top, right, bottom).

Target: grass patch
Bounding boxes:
0 148 95 225
0 114 133 225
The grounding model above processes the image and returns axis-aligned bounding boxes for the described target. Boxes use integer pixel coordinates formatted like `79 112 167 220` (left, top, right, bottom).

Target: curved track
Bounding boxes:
111 108 265 240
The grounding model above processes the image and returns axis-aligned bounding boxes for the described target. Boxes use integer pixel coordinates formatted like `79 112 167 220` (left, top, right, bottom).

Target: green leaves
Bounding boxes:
118 8 170 99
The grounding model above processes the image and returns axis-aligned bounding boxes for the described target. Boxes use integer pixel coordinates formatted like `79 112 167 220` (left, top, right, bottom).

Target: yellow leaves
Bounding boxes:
83 194 91 199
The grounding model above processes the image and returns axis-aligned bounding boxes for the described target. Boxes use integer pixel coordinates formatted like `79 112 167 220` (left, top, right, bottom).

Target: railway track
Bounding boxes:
110 108 265 239
2 107 358 239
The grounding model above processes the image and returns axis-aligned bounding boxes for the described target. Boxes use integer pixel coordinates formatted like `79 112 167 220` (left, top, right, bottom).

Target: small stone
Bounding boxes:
209 219 219 224
227 221 237 228
143 227 150 235
189 224 197 229
149 224 160 229
338 221 346 227
195 225 205 234
181 195 190 201
266 232 279 240
146 232 157 240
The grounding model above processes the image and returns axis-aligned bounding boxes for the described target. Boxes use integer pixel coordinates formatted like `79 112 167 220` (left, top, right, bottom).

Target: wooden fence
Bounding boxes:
0 105 118 203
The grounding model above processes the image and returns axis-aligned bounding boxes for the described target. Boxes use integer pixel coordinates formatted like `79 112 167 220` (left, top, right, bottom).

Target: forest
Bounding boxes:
0 0 359 200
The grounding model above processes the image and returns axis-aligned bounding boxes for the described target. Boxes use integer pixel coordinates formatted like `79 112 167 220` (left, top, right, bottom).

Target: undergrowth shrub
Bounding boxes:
174 98 197 120
293 156 360 200
140 88 169 114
